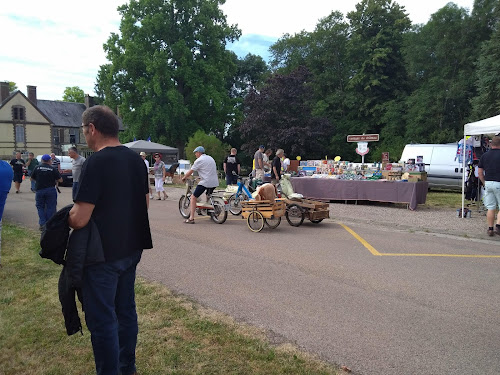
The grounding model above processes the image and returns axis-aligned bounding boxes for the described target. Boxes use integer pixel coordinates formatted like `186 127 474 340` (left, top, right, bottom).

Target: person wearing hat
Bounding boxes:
153 153 168 200
253 145 265 180
30 154 63 230
181 146 219 223
140 152 153 199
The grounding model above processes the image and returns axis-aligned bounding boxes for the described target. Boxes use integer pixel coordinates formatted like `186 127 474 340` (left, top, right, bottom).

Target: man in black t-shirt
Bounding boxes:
68 105 152 375
271 148 284 185
223 148 241 185
478 136 500 236
30 154 62 229
9 152 25 193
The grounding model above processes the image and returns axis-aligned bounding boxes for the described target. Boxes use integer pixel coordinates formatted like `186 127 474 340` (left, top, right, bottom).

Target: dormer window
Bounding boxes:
12 106 25 121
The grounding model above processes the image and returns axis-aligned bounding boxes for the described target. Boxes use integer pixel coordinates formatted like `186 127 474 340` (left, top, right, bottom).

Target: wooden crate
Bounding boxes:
241 200 286 219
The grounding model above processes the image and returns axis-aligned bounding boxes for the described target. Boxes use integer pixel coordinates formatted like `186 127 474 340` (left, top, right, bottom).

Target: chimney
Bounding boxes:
27 85 37 105
0 82 10 103
85 94 94 109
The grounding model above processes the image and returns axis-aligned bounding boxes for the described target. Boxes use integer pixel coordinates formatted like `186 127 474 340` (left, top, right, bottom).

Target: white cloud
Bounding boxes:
1 0 474 101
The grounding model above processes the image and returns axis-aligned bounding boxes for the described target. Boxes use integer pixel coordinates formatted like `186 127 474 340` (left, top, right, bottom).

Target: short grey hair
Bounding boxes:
68 146 78 153
276 148 284 157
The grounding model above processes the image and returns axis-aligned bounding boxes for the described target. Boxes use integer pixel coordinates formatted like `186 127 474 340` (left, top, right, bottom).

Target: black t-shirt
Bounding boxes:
271 156 282 180
478 148 500 182
31 164 61 190
75 145 152 261
10 158 25 174
223 154 240 176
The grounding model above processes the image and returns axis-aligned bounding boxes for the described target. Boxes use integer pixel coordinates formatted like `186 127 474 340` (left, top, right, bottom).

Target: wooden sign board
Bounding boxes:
347 134 379 142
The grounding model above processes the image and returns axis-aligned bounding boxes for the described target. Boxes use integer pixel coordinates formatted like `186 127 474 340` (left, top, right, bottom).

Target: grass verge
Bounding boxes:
0 222 339 375
424 190 464 209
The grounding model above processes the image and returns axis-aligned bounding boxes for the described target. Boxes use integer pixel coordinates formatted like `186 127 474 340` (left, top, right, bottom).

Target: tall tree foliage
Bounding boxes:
403 4 478 143
239 66 331 159
471 25 500 119
95 0 241 154
63 86 85 103
347 0 411 135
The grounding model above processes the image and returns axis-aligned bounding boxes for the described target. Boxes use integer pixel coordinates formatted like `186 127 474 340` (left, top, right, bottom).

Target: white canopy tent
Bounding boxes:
461 114 500 215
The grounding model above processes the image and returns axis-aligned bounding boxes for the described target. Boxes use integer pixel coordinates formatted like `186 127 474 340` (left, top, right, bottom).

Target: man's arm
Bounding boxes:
237 162 241 175
182 169 194 181
223 162 227 174
258 157 264 169
478 167 485 185
68 201 95 229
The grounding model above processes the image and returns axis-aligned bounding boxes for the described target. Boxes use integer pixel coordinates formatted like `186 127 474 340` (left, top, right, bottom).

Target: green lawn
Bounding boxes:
424 190 464 209
0 222 339 375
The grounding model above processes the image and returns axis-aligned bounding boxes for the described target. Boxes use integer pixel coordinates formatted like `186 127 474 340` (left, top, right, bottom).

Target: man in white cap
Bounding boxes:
181 146 218 223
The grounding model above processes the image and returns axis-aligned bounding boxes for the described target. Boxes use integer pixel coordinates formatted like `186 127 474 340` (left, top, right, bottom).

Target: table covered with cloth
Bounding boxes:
290 177 429 210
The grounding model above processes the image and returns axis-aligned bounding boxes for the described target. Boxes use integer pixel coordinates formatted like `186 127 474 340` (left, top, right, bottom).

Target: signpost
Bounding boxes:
347 134 379 165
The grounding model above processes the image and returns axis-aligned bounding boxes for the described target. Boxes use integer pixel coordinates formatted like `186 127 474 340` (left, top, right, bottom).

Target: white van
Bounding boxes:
399 143 463 190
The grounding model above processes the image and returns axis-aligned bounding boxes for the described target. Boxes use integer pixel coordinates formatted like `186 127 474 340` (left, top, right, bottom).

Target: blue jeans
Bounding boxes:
35 187 57 226
82 251 143 375
27 170 36 191
72 182 79 200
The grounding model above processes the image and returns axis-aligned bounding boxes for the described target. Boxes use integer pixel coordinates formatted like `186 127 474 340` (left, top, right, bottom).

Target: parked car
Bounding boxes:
36 155 73 186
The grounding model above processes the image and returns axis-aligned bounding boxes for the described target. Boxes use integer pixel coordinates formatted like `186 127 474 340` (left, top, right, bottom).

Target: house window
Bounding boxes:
69 128 78 144
12 106 25 121
15 124 25 143
54 128 64 145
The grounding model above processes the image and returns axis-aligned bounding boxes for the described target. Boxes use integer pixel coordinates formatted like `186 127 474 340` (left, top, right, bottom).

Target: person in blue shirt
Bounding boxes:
0 159 14 266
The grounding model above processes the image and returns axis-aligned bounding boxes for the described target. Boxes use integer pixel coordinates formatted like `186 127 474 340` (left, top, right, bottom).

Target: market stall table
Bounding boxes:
290 177 428 210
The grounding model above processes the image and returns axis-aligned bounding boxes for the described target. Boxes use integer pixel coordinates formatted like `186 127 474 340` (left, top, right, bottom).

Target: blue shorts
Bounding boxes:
483 181 500 210
193 185 215 198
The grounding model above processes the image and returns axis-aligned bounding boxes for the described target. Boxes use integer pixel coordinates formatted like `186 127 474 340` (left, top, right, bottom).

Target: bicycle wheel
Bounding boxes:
210 198 228 224
264 216 281 229
247 211 264 232
310 219 324 224
285 204 304 227
228 194 243 215
179 194 191 219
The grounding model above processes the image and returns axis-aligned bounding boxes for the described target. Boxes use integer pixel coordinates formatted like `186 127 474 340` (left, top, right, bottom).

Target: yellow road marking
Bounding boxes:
339 223 381 256
339 223 500 258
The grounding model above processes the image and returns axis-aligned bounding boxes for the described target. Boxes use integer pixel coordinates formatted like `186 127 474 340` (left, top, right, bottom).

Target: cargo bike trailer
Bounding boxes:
284 198 330 227
241 199 286 232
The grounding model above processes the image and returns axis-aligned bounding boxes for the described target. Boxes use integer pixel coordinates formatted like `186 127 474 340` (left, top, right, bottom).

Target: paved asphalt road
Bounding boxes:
4 183 500 375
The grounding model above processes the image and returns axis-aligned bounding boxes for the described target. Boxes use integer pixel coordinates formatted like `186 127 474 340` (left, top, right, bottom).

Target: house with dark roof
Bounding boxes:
0 82 122 158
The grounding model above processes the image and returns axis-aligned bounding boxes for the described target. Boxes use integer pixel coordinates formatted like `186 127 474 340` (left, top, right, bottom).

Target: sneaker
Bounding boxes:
495 226 500 236
16 190 19 194
149 195 153 199
488 229 494 237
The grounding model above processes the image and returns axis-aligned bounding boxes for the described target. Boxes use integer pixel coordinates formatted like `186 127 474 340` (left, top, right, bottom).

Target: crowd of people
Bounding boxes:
3 104 498 374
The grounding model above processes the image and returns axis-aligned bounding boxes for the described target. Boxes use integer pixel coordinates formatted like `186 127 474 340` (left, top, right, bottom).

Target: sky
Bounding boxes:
1 0 475 101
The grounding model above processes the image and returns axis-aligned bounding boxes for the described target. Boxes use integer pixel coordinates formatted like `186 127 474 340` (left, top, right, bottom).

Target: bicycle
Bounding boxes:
178 179 228 224
227 174 255 215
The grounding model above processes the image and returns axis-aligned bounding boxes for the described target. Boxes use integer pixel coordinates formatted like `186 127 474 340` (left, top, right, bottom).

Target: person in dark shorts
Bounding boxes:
10 152 25 193
30 154 62 229
181 146 219 224
223 148 241 185
271 149 284 185
68 105 152 375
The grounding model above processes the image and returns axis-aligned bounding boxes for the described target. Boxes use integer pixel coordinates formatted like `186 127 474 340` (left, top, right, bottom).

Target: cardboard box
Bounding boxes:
407 172 427 182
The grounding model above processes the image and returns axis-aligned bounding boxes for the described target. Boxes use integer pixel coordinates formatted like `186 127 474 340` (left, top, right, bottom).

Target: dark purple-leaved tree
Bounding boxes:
239 66 332 159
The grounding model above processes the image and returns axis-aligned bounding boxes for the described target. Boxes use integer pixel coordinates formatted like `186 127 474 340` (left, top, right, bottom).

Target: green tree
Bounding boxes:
185 130 228 166
8 82 17 93
63 86 85 103
95 0 241 155
471 25 500 119
347 0 412 135
403 4 477 143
